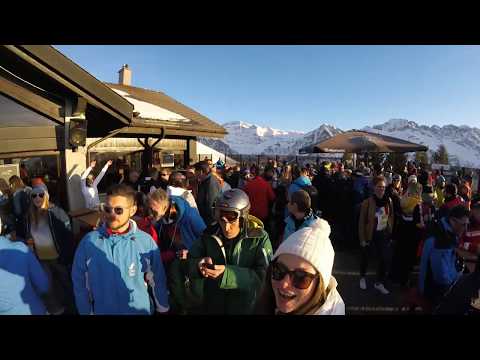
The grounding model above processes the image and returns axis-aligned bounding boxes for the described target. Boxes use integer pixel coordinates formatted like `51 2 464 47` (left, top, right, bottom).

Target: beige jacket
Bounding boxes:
358 196 394 245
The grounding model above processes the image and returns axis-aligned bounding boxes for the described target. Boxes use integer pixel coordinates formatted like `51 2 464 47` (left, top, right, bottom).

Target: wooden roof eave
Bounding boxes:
3 45 133 125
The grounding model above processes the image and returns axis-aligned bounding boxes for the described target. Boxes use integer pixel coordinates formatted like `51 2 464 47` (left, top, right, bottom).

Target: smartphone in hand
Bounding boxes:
203 262 215 270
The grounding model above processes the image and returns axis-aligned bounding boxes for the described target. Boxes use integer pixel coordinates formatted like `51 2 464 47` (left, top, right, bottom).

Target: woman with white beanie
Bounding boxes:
255 220 345 315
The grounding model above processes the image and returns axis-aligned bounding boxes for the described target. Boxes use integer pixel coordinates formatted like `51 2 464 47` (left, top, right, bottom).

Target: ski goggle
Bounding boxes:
215 209 240 223
100 203 130 215
271 260 318 290
31 192 45 199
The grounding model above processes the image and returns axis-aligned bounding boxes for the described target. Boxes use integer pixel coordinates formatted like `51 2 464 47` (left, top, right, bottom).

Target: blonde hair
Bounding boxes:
149 188 169 205
29 192 50 226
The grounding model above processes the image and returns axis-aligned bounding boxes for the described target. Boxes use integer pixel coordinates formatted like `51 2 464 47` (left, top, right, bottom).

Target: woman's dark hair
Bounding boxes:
445 183 458 196
134 191 150 217
254 264 276 314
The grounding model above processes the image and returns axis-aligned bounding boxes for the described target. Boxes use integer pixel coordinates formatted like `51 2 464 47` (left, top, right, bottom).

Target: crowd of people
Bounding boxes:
1 156 479 315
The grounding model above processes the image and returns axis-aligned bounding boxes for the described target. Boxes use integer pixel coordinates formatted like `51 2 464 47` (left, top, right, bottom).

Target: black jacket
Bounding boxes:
18 205 76 266
197 174 221 227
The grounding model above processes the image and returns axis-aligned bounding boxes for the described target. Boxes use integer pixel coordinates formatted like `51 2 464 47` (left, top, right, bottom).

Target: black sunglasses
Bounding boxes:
101 204 130 215
271 260 318 290
31 193 45 199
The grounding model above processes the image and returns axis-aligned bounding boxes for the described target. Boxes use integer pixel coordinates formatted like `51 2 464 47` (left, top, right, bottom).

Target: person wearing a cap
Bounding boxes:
358 175 394 295
17 181 76 315
255 223 345 315
212 161 232 194
457 195 480 273
434 175 446 209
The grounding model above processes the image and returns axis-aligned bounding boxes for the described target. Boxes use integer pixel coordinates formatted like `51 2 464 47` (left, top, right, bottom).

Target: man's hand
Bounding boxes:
198 257 212 277
204 264 225 279
90 160 97 168
107 160 113 167
360 241 369 248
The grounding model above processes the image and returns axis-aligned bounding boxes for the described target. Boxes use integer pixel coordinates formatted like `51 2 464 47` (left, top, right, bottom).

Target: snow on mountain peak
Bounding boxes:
373 118 419 132
200 118 480 168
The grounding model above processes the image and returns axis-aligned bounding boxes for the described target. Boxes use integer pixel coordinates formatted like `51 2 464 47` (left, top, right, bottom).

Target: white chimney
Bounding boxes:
118 64 131 86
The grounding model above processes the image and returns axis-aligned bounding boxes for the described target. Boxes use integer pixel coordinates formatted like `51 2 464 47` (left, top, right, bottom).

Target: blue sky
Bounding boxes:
56 45 480 132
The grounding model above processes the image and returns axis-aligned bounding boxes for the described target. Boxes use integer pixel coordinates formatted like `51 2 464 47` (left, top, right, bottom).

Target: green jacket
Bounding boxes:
188 215 273 315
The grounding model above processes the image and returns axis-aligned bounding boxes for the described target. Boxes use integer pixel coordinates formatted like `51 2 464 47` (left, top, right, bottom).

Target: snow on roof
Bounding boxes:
110 88 191 122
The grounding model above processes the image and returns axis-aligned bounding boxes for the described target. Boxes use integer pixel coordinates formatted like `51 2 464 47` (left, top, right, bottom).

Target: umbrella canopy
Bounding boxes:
299 130 428 154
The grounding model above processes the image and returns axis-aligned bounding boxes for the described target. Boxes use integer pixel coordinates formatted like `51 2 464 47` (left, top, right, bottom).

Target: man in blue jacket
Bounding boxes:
419 205 470 307
283 190 323 242
72 184 169 315
148 188 206 314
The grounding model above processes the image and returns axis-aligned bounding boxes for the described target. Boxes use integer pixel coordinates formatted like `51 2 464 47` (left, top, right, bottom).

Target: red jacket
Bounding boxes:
135 217 159 246
442 196 465 210
243 176 276 221
459 221 480 255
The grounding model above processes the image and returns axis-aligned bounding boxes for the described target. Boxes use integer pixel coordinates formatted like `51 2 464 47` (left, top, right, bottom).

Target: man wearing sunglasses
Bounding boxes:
419 204 471 309
188 189 273 314
72 184 169 315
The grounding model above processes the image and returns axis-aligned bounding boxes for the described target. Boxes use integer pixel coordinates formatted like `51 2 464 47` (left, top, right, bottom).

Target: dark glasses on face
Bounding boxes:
271 260 318 290
31 193 45 199
101 204 129 215
160 173 169 177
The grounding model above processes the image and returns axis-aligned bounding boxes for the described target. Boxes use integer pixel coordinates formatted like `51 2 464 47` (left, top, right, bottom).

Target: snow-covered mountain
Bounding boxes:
198 119 480 168
199 121 342 156
220 121 306 155
364 119 480 168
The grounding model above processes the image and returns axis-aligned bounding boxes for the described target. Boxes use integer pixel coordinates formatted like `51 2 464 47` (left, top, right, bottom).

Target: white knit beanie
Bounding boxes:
273 219 335 291
408 175 417 184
